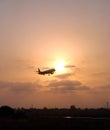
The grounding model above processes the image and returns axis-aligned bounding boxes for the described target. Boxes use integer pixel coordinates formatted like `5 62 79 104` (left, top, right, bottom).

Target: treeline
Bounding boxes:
0 105 110 119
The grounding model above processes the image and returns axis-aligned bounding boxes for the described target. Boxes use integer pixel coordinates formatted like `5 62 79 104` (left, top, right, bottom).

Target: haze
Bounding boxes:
0 0 110 108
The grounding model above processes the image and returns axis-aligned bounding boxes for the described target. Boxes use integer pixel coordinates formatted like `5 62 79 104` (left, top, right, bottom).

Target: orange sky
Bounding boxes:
0 0 110 108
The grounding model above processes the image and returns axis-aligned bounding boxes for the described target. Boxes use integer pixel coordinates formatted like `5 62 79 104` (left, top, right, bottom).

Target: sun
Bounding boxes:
54 60 66 73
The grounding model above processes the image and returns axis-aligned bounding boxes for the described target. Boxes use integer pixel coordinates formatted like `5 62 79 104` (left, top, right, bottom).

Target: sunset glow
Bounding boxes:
54 60 66 73
0 0 110 108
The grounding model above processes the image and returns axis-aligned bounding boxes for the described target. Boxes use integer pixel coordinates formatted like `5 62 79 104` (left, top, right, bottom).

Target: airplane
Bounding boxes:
37 68 56 75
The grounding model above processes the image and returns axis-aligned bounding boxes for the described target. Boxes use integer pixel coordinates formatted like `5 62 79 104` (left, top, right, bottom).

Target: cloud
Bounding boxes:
0 81 41 94
86 84 110 95
98 85 110 89
55 73 73 79
0 79 89 94
65 65 76 68
48 80 89 93
91 72 110 77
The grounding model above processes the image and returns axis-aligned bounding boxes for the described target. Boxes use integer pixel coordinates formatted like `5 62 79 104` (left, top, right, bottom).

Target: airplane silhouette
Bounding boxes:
37 68 56 75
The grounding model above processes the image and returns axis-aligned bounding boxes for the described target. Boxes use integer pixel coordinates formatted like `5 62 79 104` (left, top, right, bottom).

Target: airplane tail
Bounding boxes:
38 68 40 73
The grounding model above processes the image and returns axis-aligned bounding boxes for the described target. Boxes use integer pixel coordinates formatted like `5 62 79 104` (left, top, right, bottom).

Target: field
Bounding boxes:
0 106 110 130
0 117 110 130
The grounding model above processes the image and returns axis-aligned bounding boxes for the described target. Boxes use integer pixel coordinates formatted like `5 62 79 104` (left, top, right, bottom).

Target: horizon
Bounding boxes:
0 104 109 109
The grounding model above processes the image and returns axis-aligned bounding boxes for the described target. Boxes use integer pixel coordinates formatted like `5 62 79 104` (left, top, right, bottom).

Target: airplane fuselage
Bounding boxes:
37 68 56 75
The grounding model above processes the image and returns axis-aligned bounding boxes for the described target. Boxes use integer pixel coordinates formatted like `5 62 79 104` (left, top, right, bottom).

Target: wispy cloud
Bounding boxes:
91 72 110 77
55 73 73 79
65 65 76 68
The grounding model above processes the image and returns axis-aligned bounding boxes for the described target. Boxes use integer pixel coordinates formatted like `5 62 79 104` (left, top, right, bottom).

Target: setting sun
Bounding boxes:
54 60 66 73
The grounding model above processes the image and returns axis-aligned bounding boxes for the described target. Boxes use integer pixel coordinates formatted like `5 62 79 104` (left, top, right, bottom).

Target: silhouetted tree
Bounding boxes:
70 105 76 110
0 105 14 116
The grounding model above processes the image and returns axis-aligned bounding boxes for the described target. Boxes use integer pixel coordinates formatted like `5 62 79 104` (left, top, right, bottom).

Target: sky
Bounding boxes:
0 0 110 108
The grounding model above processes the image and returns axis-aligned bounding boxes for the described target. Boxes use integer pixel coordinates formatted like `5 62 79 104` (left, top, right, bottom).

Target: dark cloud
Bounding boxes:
10 82 38 93
0 81 10 89
0 81 41 94
98 85 110 89
0 79 89 94
86 84 110 95
65 65 76 68
48 80 89 93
